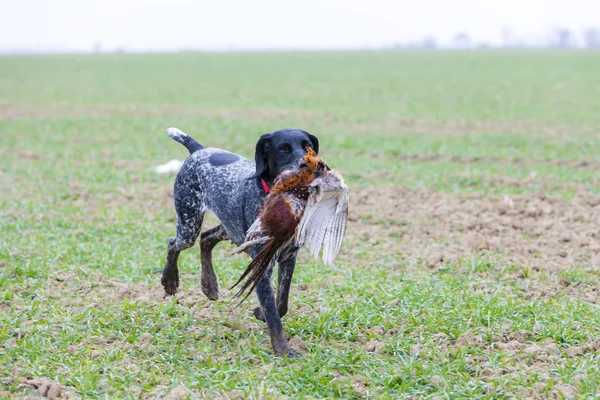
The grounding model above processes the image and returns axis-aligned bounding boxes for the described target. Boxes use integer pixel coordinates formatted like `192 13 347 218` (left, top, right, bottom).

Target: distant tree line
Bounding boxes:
393 27 600 49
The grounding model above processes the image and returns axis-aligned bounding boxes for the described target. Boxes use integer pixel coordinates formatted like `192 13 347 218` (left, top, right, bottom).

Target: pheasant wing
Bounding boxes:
295 169 348 266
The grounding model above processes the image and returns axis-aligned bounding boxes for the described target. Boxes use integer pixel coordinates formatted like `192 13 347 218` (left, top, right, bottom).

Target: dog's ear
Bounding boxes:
252 133 273 181
305 132 319 154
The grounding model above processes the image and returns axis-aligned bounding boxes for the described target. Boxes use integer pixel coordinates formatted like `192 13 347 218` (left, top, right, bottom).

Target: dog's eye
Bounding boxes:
278 144 291 153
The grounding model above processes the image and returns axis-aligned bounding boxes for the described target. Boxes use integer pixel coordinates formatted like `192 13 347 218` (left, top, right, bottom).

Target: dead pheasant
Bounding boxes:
231 147 348 302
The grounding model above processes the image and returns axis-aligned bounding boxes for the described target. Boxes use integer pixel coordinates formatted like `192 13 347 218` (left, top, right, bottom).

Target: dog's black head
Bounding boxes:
253 128 319 186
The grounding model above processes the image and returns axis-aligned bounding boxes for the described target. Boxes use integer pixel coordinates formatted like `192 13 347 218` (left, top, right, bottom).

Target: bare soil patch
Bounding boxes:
443 332 599 399
15 378 77 399
348 185 600 301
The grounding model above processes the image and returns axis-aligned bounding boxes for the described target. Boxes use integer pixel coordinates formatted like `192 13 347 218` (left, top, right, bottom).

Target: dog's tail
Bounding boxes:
165 127 204 154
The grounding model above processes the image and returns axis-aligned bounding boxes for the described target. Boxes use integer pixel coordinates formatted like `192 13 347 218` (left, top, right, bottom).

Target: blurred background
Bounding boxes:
2 0 600 53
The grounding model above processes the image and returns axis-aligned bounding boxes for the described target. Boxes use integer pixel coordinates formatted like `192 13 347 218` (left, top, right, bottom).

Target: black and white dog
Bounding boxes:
161 127 319 357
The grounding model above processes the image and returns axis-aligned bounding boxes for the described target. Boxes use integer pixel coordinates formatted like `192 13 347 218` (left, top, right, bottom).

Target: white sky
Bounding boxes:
1 0 598 52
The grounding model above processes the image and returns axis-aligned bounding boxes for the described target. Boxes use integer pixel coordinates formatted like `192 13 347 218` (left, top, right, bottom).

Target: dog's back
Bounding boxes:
167 129 264 245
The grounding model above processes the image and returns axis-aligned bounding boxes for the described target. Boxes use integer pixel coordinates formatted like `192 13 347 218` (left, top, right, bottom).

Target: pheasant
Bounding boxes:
231 147 348 302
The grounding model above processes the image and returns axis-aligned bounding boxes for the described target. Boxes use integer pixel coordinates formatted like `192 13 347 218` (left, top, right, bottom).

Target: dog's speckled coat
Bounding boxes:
161 127 319 357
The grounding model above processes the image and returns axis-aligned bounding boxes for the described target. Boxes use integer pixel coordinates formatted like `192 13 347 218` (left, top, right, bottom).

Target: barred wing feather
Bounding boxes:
295 169 348 266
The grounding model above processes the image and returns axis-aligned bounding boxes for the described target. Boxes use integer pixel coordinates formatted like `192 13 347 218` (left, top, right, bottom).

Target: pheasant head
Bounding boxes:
269 147 324 196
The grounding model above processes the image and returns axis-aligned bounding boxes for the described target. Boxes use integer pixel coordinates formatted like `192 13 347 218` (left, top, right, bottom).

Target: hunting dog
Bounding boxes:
161 127 319 357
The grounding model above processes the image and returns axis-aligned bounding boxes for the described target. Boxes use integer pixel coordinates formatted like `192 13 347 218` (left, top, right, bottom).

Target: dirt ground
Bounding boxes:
349 186 600 302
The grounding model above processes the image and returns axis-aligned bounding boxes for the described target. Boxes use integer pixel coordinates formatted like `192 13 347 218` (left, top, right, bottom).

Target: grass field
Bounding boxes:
1 50 600 399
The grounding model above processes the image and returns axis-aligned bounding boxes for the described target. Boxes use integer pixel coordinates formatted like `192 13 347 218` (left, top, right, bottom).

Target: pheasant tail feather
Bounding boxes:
230 238 285 304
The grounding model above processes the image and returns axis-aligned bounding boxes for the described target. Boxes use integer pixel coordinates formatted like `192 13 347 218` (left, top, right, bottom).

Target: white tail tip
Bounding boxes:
165 127 187 139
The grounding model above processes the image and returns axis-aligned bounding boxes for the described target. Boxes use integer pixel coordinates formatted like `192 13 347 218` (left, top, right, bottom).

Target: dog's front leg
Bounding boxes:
253 245 298 322
275 246 298 318
254 262 296 358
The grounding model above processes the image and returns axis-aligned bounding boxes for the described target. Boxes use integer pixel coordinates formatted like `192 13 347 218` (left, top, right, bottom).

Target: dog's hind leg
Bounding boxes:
162 236 182 295
162 191 205 295
199 224 229 300
162 215 204 295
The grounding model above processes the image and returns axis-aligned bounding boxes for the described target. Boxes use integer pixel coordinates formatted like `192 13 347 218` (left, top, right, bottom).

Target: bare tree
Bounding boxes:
549 28 575 48
421 36 438 49
584 28 600 48
558 29 573 48
453 32 472 49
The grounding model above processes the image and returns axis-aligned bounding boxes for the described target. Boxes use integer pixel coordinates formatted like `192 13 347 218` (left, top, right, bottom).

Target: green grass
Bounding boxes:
1 51 600 398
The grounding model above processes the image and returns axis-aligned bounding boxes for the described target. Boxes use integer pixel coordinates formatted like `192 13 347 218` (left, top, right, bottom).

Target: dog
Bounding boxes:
161 127 319 357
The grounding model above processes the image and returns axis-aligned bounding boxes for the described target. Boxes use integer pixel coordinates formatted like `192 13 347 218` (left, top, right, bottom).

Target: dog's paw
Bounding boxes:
161 276 179 296
201 284 219 301
274 346 298 359
201 273 219 301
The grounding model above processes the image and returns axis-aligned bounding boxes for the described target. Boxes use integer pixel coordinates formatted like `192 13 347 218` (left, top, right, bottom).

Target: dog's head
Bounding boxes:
253 128 319 186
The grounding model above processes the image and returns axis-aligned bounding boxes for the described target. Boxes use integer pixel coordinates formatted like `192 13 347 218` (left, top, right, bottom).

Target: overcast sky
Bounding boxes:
1 0 598 52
